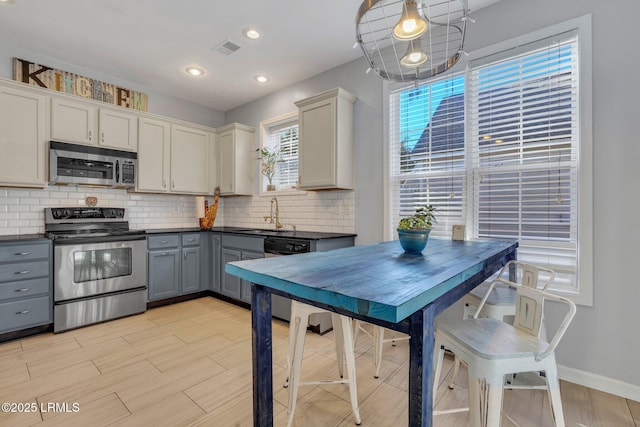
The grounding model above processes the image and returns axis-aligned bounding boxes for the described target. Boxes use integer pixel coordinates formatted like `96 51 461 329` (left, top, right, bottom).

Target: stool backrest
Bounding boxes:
474 261 576 360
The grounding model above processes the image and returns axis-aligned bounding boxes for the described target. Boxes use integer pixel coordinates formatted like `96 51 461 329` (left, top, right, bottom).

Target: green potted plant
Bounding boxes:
397 204 437 253
256 147 283 191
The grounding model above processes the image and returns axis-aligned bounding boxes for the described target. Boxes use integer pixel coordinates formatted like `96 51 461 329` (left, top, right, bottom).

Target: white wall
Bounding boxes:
226 0 640 397
0 42 226 128
225 59 383 244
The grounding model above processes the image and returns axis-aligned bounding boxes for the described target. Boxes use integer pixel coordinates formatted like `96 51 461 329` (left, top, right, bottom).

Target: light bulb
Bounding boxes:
400 40 428 67
393 1 427 40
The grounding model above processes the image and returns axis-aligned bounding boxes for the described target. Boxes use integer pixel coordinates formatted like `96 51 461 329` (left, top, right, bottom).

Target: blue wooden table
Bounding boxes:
226 238 517 426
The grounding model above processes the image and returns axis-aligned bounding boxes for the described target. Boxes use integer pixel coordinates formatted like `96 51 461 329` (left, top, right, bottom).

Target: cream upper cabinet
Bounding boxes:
51 97 96 145
170 124 209 194
98 107 138 151
137 117 171 192
217 123 254 196
0 85 48 188
51 97 138 151
207 131 219 195
295 87 356 190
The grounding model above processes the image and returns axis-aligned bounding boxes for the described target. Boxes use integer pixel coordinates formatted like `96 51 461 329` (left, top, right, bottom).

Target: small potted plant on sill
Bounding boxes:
397 204 437 253
256 147 283 191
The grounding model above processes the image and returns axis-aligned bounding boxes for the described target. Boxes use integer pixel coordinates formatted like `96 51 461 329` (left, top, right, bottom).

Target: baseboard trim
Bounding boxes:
558 364 640 402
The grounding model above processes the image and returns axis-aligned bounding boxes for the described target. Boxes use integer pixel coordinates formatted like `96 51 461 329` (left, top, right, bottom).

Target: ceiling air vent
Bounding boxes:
213 39 241 56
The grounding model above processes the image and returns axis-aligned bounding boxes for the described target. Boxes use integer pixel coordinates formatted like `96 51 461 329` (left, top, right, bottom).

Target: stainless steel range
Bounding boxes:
45 207 147 332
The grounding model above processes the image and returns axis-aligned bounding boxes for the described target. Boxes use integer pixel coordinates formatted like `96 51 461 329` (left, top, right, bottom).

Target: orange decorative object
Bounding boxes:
200 187 220 229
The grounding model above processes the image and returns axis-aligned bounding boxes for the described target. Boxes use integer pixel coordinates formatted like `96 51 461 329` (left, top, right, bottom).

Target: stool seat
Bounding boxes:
285 300 361 427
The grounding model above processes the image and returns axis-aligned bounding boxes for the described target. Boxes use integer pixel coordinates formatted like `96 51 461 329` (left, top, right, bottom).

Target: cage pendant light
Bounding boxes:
356 0 470 82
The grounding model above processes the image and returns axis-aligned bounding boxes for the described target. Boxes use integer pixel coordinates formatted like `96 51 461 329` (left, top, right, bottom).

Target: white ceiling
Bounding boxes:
0 0 500 112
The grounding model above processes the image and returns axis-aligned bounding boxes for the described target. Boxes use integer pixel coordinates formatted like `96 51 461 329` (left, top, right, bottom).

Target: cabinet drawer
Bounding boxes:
0 277 50 301
148 235 180 250
0 296 51 333
221 235 264 252
0 243 50 263
181 233 201 247
0 261 50 283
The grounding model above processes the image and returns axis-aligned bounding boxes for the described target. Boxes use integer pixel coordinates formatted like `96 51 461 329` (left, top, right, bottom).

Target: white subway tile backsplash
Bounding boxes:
220 190 355 234
0 186 200 235
0 185 355 236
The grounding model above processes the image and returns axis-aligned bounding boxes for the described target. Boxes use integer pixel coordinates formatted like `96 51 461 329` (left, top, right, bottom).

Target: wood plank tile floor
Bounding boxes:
0 297 636 426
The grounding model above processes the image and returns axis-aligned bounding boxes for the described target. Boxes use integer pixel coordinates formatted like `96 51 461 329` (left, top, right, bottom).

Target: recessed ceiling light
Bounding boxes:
244 28 261 40
185 67 205 77
255 75 269 83
0 0 16 4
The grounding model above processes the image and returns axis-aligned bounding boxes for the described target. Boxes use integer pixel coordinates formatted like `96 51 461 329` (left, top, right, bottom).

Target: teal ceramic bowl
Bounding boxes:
397 228 431 253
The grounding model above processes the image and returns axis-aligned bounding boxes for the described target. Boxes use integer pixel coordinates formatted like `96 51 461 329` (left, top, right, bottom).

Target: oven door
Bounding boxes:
53 238 147 302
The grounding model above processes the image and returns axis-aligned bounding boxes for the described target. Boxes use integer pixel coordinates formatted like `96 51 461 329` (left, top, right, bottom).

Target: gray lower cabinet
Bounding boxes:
220 235 264 303
181 233 201 294
239 250 263 303
0 240 52 334
221 248 241 299
148 233 204 302
209 233 221 293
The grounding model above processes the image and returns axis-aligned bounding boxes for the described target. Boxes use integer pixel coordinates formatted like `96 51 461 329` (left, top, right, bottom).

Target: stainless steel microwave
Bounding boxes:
49 141 137 188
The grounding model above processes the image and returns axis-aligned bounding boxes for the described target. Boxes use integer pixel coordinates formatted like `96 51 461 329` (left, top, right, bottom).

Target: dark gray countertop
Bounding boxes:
0 234 49 243
143 227 201 234
210 226 356 240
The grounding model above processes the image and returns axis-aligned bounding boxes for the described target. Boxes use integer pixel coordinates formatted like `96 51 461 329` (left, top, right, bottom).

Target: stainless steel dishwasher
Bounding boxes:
263 237 333 334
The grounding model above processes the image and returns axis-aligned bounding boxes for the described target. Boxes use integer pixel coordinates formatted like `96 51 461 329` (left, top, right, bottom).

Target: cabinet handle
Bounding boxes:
14 270 30 275
102 132 105 143
160 240 169 244
89 130 92 141
172 181 175 189
14 252 30 256
163 180 166 188
160 252 169 256
184 252 187 259
187 238 196 242
14 288 31 293
15 310 31 315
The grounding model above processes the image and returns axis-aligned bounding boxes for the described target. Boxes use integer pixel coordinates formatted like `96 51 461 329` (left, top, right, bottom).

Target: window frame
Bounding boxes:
258 111 305 196
383 14 593 305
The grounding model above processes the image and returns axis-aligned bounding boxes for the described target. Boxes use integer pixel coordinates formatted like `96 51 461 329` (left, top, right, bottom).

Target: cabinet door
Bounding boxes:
51 97 97 145
210 234 221 293
298 98 336 189
0 87 48 187
98 108 138 151
221 248 242 300
218 130 235 194
181 246 201 294
240 251 264 303
170 125 208 194
137 118 170 192
148 249 180 301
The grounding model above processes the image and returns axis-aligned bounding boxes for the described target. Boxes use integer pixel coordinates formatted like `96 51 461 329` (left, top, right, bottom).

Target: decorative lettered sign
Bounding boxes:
12 58 148 112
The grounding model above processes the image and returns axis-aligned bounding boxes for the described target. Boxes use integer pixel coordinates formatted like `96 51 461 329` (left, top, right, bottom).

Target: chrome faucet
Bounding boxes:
263 197 284 230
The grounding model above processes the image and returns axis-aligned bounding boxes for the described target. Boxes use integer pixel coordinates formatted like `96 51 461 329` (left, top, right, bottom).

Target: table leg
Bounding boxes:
252 284 273 427
408 304 436 427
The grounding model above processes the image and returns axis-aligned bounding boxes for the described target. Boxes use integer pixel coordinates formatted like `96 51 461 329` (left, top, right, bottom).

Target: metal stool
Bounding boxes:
284 300 361 426
353 321 409 378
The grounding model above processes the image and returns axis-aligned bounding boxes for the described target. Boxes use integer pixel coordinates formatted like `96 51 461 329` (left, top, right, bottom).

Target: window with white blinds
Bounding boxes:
389 20 592 302
260 113 299 192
